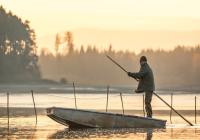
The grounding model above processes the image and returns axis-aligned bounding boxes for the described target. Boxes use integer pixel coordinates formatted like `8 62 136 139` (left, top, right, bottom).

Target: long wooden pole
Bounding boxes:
120 92 124 115
106 85 109 112
106 55 128 73
31 90 37 125
73 82 77 109
106 55 193 126
170 93 173 124
106 55 139 81
153 92 193 126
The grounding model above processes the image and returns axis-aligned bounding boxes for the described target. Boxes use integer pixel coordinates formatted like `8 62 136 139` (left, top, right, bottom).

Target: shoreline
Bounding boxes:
0 84 200 94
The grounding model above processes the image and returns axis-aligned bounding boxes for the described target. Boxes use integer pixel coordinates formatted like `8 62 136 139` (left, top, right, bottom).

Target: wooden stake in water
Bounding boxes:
7 92 9 133
143 94 145 117
106 85 109 112
73 82 77 109
195 96 197 124
120 92 124 115
31 90 37 125
170 93 173 124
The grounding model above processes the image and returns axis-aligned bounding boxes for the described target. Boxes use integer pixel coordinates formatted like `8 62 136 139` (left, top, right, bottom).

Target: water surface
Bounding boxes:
0 92 200 139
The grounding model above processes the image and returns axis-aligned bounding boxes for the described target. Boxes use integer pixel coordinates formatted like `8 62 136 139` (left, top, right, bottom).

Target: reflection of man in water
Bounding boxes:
128 56 155 118
146 128 153 140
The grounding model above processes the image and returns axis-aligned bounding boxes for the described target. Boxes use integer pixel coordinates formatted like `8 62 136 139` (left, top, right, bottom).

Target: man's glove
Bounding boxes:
127 72 132 77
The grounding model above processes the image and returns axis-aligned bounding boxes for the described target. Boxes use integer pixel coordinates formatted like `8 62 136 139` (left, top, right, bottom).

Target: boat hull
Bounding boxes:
47 107 166 128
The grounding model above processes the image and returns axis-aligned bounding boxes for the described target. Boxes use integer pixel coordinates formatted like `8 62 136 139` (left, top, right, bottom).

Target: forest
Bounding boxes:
1 5 200 88
39 32 200 88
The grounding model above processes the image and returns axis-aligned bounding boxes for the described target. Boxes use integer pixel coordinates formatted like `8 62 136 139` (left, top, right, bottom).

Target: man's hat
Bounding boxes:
140 56 147 62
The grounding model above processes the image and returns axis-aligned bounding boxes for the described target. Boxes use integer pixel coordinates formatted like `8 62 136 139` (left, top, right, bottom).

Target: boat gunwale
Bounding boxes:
47 107 167 123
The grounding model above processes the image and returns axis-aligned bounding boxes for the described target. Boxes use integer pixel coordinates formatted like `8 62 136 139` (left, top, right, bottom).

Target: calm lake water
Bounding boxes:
0 91 200 139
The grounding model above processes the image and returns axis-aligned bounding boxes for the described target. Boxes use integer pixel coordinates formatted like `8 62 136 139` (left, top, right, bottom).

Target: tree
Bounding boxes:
55 33 61 55
80 45 85 54
64 31 74 54
0 6 41 82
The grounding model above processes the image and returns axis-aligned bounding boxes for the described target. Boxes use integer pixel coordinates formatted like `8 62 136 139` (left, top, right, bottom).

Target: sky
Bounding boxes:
1 0 200 53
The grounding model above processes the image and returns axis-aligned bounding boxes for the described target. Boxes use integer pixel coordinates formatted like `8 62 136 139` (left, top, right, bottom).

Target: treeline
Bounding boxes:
0 6 40 82
39 32 200 87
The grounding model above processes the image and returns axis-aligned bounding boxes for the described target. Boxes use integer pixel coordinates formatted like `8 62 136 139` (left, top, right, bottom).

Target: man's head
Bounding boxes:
140 56 147 65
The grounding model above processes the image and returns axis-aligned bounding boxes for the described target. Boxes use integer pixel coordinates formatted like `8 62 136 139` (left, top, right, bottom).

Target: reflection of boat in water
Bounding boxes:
47 107 166 128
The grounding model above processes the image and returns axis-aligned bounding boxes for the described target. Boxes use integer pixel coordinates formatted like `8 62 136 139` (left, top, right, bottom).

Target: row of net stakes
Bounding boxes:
72 84 127 114
4 90 37 134
61 83 161 119
169 93 198 124
4 85 199 126
71 84 199 124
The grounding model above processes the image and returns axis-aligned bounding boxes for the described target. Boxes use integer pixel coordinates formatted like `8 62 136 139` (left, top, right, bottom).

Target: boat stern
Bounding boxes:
46 107 55 115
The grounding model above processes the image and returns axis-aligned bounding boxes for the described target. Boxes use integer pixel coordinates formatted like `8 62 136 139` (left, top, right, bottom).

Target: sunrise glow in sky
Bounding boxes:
1 0 200 53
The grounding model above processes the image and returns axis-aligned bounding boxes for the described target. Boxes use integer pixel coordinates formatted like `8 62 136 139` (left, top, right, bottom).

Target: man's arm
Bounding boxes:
128 67 148 79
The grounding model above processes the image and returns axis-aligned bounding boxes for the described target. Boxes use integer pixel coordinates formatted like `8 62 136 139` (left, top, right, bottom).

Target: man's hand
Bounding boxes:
128 72 140 82
127 72 132 77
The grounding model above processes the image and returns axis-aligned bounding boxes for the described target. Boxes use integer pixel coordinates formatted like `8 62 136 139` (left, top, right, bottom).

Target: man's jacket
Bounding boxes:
129 62 155 92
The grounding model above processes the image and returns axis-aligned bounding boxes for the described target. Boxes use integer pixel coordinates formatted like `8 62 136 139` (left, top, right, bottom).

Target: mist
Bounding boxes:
39 44 200 89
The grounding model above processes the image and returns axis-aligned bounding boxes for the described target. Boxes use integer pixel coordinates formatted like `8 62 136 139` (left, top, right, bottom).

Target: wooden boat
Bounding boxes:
47 107 166 128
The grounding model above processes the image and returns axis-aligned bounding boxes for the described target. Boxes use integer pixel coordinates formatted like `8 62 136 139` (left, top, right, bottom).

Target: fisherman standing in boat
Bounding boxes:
127 56 155 118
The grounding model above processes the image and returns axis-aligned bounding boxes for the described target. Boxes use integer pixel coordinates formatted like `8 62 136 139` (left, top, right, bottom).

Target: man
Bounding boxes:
127 56 155 118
